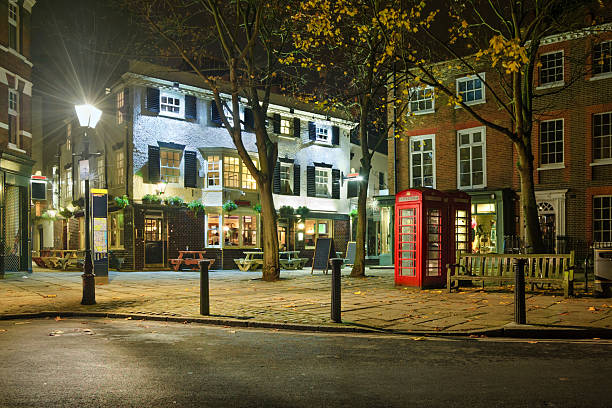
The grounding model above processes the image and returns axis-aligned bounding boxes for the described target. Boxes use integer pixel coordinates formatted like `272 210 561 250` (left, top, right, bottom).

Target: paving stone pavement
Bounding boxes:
1 267 612 332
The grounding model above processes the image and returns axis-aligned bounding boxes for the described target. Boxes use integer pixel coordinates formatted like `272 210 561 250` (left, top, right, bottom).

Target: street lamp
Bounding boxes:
75 103 102 305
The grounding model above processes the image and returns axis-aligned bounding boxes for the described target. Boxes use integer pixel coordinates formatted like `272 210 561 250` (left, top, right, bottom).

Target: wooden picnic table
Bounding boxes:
235 250 264 272
169 250 214 271
35 249 80 269
279 251 309 270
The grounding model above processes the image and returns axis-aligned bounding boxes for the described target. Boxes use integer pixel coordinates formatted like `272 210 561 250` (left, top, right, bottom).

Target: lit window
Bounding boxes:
594 41 612 75
280 163 293 194
224 156 240 188
109 212 124 249
539 51 564 85
67 123 72 151
540 119 564 166
410 135 435 188
115 150 124 186
316 125 330 143
315 168 331 197
409 86 434 114
594 196 612 242
161 149 181 184
116 91 125 124
223 215 240 246
64 170 72 200
207 155 220 187
207 214 221 247
594 112 612 161
242 159 258 190
242 216 257 247
280 119 291 135
8 90 19 147
8 1 18 50
456 74 485 105
304 219 333 248
457 127 486 189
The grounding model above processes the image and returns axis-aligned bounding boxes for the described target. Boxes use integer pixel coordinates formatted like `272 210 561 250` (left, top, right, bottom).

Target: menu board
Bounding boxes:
91 189 108 276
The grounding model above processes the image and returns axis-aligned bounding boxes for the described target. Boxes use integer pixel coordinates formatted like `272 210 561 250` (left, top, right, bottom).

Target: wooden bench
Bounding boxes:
447 252 575 297
279 258 309 270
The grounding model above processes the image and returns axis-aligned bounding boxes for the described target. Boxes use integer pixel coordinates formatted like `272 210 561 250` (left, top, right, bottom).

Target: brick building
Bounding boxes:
388 23 612 259
39 61 387 270
0 0 36 274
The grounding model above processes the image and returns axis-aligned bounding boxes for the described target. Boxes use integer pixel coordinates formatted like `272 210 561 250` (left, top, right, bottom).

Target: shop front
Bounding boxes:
467 189 515 254
375 195 395 266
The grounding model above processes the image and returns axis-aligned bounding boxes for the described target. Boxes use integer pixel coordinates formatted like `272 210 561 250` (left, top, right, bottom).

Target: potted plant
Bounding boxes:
296 206 310 220
165 196 185 207
188 200 206 217
278 205 295 220
142 194 162 205
114 195 130 209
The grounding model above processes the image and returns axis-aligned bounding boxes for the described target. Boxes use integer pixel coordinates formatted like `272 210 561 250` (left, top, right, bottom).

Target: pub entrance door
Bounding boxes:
144 212 165 267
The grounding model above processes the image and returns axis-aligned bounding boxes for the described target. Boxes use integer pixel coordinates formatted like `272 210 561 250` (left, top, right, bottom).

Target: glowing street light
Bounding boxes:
75 104 102 129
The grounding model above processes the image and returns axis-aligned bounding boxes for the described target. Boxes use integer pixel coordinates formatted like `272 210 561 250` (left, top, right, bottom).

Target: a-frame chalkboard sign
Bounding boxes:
311 237 337 274
344 241 356 266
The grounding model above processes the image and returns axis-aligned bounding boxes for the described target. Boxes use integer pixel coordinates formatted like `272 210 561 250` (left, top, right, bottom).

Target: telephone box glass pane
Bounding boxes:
398 208 417 277
426 209 442 277
455 209 469 254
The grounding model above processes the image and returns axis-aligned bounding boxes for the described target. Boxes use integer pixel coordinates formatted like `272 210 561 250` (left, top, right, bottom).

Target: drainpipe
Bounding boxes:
392 64 398 195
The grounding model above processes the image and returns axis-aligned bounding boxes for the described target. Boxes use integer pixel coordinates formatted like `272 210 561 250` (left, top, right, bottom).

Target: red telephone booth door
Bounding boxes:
422 206 444 288
395 205 420 286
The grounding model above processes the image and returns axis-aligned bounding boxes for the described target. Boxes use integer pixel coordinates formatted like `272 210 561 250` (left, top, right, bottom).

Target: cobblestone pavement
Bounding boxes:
1 268 612 332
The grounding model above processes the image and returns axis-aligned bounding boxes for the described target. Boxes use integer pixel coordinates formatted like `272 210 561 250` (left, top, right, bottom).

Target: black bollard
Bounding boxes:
330 258 343 323
513 258 527 324
200 259 211 316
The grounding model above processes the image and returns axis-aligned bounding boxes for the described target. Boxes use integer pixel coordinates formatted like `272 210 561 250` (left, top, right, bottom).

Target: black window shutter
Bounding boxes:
293 164 300 196
273 113 281 134
185 95 197 120
210 101 222 126
293 118 301 138
306 166 316 197
332 126 340 145
331 169 340 199
347 181 359 198
273 161 281 194
244 108 254 130
146 88 160 113
308 121 316 141
184 151 197 188
148 145 160 183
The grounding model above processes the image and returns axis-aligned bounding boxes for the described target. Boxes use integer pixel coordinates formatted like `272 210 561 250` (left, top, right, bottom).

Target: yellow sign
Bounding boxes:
91 188 108 195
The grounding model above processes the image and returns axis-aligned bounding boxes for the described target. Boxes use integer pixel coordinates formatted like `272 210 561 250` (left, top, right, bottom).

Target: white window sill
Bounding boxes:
278 134 295 140
458 185 487 190
537 163 565 171
8 143 26 153
454 99 486 109
590 160 612 166
536 81 565 90
159 112 185 120
205 186 222 191
408 109 435 116
0 44 34 67
589 72 612 81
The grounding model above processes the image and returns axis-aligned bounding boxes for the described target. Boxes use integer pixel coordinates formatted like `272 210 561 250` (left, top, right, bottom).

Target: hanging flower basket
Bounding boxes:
188 200 206 217
223 200 238 213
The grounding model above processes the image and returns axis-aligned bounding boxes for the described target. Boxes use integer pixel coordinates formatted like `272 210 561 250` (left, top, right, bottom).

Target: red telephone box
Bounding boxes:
394 189 471 288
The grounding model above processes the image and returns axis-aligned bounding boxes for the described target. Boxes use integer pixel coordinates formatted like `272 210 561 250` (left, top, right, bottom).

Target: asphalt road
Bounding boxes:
1 318 611 408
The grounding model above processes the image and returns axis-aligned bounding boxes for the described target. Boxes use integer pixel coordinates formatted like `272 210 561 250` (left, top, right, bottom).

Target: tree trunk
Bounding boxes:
350 171 369 277
515 141 546 254
259 180 280 281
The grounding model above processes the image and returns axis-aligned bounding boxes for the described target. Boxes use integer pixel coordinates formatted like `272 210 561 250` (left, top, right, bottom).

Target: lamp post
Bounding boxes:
75 104 102 305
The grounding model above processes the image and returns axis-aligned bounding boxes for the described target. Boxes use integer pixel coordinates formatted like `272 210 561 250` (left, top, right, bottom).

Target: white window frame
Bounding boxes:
315 167 332 197
456 73 486 106
538 118 564 169
241 159 257 190
280 118 292 135
160 148 182 184
206 155 222 189
538 50 565 88
8 0 18 51
315 124 331 143
223 105 245 129
594 195 612 243
8 90 19 148
592 40 612 78
280 162 293 194
409 134 436 188
115 150 125 187
159 91 183 118
206 213 222 248
116 91 125 124
409 86 435 114
457 126 487 190
593 112 612 164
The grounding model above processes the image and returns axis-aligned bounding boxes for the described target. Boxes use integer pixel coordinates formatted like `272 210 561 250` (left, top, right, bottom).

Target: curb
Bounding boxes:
2 311 612 339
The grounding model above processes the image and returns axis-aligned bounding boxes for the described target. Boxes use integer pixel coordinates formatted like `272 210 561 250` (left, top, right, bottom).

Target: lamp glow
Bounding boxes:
75 104 102 128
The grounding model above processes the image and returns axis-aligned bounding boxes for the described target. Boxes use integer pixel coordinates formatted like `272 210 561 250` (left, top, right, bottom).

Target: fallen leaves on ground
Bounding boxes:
14 321 30 325
0 329 6 333
54 316 62 321
353 291 362 295
588 306 598 311
49 330 64 336
411 337 426 341
43 294 57 298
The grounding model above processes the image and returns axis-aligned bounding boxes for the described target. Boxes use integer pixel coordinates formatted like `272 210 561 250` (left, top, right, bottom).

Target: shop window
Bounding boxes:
223 215 240 246
593 41 612 76
224 156 240 188
161 149 181 184
207 214 221 246
207 155 221 187
471 202 497 253
455 209 469 254
540 119 564 166
593 112 612 161
380 207 391 255
109 212 124 249
280 162 293 194
242 216 257 246
315 168 331 197
242 160 257 190
594 196 612 242
539 51 564 86
410 135 435 188
457 127 486 189
304 219 332 248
